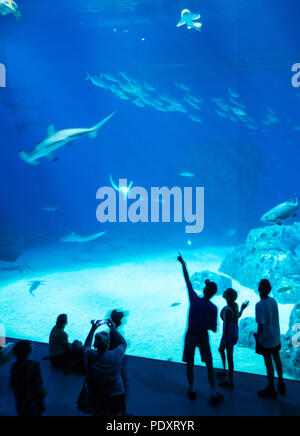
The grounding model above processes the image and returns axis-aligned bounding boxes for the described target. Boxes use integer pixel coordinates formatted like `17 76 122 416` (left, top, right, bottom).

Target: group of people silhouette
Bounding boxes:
0 253 286 416
177 253 286 405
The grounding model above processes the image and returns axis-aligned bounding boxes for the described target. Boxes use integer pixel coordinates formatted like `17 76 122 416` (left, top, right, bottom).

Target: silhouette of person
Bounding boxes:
84 319 127 416
177 252 223 405
218 288 249 388
11 340 47 416
49 314 85 375
255 279 286 398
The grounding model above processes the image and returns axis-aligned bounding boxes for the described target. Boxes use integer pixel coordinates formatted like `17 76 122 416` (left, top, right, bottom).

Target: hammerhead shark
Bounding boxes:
19 112 116 165
176 9 202 31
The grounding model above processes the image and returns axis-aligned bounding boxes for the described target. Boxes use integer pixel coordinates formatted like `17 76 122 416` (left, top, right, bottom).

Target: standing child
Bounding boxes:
178 252 224 405
218 289 249 388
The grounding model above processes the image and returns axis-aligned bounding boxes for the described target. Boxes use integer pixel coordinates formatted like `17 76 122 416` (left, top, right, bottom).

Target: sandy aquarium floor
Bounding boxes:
0 243 295 378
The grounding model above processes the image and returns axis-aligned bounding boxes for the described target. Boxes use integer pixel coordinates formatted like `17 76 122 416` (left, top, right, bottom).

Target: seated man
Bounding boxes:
49 314 85 375
49 314 70 369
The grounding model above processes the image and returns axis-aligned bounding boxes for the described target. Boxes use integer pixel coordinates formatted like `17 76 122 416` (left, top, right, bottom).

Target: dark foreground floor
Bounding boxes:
0 340 299 416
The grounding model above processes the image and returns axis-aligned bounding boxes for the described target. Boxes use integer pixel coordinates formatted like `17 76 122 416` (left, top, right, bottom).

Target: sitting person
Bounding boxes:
84 319 127 416
49 314 70 369
218 289 249 388
11 340 47 416
49 314 85 374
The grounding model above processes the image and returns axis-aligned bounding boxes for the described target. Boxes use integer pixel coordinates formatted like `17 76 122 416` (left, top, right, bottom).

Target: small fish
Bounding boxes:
189 115 202 123
176 83 190 92
231 107 247 117
216 102 230 112
170 303 181 307
185 97 201 110
42 206 59 213
180 172 195 178
228 88 240 99
277 286 294 294
119 72 132 82
143 81 156 92
216 110 228 119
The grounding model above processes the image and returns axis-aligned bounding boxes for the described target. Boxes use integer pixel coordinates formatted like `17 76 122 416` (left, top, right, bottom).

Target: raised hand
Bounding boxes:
177 251 185 265
241 301 250 312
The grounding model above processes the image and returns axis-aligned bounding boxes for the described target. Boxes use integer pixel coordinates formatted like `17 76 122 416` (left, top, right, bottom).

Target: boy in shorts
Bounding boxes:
178 253 223 405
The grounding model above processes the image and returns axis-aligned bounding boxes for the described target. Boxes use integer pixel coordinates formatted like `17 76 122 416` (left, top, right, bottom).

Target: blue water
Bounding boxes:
0 0 299 379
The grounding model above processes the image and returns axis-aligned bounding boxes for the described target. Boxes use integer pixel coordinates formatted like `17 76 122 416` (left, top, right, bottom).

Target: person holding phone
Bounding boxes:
83 319 127 416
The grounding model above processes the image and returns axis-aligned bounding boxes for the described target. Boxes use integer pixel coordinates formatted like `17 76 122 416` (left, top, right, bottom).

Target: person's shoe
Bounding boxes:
219 380 234 389
187 388 197 401
210 392 224 406
278 381 286 396
257 386 277 399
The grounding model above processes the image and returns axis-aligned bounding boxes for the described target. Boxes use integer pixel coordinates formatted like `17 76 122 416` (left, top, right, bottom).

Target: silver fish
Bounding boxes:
261 199 299 225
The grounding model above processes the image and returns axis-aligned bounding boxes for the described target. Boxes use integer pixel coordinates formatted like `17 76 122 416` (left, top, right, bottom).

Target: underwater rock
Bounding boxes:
281 304 300 379
238 317 257 349
0 231 23 262
0 248 22 263
289 303 300 330
220 223 300 304
191 270 232 295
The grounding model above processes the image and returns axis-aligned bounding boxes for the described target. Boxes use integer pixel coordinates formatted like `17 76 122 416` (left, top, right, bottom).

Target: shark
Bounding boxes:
0 0 21 19
61 232 106 243
28 280 45 297
176 9 202 32
19 112 116 165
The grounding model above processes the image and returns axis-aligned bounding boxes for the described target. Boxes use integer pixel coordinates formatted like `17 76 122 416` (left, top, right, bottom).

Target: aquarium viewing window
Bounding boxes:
0 0 299 393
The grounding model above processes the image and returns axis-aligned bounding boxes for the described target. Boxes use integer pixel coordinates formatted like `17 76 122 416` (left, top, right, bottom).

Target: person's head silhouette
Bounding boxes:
259 279 272 299
203 279 217 300
13 340 32 361
223 288 238 305
56 314 68 329
94 332 110 355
